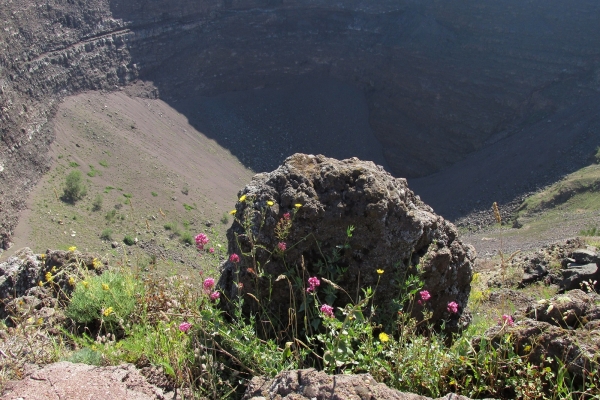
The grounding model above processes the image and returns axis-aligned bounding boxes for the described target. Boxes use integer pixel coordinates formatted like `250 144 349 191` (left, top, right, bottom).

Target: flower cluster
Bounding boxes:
320 304 334 318
195 233 209 250
203 278 220 301
418 290 431 306
203 278 215 292
179 322 192 333
229 253 240 263
500 314 514 326
307 276 320 293
277 242 287 251
93 258 103 270
447 301 459 314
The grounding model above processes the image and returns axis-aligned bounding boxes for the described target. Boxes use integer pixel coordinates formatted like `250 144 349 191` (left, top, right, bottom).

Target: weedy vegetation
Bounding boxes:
1 197 598 400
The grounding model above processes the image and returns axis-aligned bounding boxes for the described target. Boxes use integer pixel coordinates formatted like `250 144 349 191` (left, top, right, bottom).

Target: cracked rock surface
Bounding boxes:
0 362 174 400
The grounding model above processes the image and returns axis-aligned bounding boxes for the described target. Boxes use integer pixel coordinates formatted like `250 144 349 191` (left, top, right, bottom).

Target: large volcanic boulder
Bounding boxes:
218 154 475 331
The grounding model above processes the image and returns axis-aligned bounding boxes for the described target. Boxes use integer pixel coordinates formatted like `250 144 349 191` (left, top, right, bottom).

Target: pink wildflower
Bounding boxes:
500 314 514 326
307 276 320 293
229 253 240 263
278 242 287 251
195 233 209 250
179 322 192 333
418 290 431 305
447 301 459 314
208 247 215 253
283 212 291 220
320 304 334 318
203 278 215 292
210 291 220 301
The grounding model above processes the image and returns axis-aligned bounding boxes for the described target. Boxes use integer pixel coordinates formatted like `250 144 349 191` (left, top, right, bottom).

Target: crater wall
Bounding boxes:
1 0 600 249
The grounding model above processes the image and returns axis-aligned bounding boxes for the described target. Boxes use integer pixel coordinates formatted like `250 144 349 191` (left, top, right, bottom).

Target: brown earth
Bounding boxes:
3 89 254 261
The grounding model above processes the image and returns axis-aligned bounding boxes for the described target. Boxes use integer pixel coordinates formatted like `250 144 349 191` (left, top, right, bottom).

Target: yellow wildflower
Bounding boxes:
51 266 57 272
45 272 53 282
267 200 274 206
68 246 77 252
68 276 75 286
93 258 102 269
39 254 46 260
524 345 532 352
294 203 302 208
229 209 237 215
377 269 384 275
37 318 44 325
38 280 44 287
26 317 35 324
379 332 390 342
102 283 109 291
239 194 247 202
103 307 114 317
82 281 89 288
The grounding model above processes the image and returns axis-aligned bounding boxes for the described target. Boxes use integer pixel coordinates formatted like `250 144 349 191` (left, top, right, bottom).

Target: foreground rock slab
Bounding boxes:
243 368 472 400
1 362 174 400
220 154 475 330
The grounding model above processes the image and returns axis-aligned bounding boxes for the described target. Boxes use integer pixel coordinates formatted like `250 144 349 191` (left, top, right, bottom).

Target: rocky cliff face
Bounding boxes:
2 0 600 249
0 0 136 249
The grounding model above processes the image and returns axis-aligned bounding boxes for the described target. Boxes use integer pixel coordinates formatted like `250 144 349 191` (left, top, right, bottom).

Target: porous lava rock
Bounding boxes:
218 154 475 331
243 368 472 400
485 289 600 379
0 362 174 400
0 247 106 321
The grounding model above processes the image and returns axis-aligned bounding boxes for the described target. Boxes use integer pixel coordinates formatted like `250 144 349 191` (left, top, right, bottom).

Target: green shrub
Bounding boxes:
123 235 136 246
92 194 103 211
220 212 229 225
105 209 117 222
65 348 103 366
580 226 599 236
100 228 113 241
69 161 79 168
87 165 99 177
99 160 108 168
66 271 141 334
181 231 194 245
151 191 158 197
164 222 177 231
183 203 195 211
63 170 87 202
